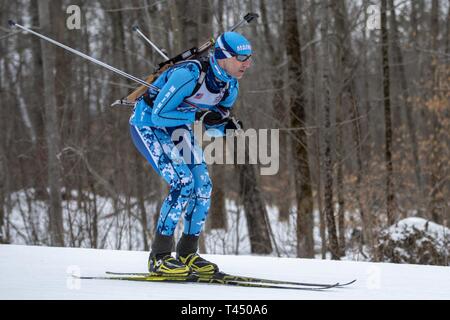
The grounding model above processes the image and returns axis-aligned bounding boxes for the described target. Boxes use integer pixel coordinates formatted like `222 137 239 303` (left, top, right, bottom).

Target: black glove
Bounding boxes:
195 110 228 126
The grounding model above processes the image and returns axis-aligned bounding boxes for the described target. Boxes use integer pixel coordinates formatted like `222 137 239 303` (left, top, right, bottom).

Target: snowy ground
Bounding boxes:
0 244 449 300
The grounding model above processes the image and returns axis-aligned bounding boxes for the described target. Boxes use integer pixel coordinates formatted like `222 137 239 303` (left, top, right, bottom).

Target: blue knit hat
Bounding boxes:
214 32 252 60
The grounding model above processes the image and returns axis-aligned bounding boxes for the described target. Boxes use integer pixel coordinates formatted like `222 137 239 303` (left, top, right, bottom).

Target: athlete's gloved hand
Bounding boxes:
195 110 228 126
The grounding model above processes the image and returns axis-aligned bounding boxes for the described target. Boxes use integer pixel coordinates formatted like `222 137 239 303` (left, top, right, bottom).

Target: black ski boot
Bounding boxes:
176 234 219 275
148 254 191 276
178 252 219 275
148 233 191 276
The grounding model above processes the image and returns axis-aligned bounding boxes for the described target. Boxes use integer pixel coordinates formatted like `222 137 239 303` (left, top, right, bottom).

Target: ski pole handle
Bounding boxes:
230 12 259 32
243 13 259 24
228 116 244 136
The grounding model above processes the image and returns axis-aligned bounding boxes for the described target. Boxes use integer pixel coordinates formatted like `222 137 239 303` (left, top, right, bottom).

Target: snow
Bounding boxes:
378 217 449 265
1 244 449 300
386 217 449 242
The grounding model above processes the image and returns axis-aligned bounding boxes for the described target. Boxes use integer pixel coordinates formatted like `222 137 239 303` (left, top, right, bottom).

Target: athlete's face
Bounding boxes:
218 56 252 79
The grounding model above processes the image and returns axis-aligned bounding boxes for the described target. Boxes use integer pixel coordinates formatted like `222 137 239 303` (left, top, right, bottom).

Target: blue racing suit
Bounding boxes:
129 57 238 237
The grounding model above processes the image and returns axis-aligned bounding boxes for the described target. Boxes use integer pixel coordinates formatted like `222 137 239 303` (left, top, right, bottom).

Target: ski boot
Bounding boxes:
148 233 191 276
148 254 192 276
178 253 219 275
176 234 219 275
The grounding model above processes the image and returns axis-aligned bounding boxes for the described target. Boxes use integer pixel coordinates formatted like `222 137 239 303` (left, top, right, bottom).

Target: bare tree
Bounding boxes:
239 162 273 254
260 0 291 221
304 0 327 258
389 0 424 200
381 0 396 225
0 1 6 243
428 0 445 224
446 3 450 55
38 0 65 246
321 1 340 260
283 0 315 258
332 0 374 252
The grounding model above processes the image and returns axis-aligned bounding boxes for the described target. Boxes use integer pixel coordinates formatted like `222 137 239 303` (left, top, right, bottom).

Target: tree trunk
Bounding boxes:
332 0 372 251
216 0 225 32
381 0 395 225
306 1 326 258
53 0 72 144
198 0 212 41
208 165 228 230
389 0 424 198
135 153 149 251
428 0 444 224
239 160 273 254
179 1 198 47
321 0 340 260
0 15 5 243
0 2 6 244
28 0 47 200
331 1 346 256
362 0 374 148
108 0 131 249
446 3 450 55
0 143 4 243
260 0 290 222
283 0 315 258
38 0 65 246
198 1 227 232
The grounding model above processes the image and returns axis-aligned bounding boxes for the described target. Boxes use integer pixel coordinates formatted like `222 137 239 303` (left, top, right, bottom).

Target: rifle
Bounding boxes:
112 13 259 107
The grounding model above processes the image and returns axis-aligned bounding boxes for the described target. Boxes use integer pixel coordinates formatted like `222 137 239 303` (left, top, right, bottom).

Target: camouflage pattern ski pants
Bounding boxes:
130 124 212 237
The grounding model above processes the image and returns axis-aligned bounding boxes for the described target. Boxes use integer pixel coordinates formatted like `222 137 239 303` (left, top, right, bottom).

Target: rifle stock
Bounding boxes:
125 64 173 102
120 41 213 105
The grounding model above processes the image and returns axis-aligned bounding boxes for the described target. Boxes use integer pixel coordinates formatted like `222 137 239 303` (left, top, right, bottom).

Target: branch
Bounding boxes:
59 146 120 202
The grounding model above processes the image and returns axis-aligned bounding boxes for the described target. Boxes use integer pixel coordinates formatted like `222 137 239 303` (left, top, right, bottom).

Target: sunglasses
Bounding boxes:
234 54 252 62
220 49 252 62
